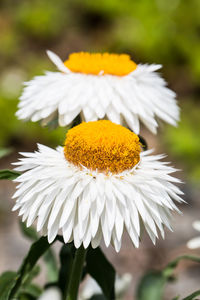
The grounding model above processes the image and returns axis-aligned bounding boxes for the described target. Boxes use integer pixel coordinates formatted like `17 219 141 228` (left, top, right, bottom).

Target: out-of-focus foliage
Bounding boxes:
0 0 199 182
0 89 66 148
1 0 200 72
0 66 66 148
163 100 200 184
14 1 68 40
70 0 200 77
136 255 200 300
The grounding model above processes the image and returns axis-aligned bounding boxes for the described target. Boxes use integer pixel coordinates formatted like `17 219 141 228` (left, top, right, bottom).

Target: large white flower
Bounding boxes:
16 51 179 134
12 121 183 251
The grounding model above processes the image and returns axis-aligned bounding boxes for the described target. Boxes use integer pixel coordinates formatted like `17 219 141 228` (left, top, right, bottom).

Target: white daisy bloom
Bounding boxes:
187 221 200 249
16 51 179 134
80 273 132 300
38 287 62 300
12 121 184 252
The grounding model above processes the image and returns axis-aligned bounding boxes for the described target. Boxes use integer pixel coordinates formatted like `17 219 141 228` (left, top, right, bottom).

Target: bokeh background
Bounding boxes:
0 0 200 299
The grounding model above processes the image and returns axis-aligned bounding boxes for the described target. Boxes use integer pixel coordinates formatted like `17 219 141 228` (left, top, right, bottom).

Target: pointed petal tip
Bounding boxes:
48 234 55 244
46 50 70 74
12 206 18 212
46 49 52 56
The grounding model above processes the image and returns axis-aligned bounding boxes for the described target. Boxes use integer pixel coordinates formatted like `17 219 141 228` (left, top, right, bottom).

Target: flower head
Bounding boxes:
64 120 141 173
12 121 183 251
16 51 179 134
64 52 137 76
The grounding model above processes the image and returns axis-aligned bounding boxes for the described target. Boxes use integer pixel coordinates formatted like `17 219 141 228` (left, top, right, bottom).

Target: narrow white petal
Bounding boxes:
91 227 102 249
47 50 70 73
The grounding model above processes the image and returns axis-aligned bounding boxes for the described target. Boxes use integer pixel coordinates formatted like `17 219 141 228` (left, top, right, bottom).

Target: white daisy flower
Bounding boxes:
12 121 183 252
80 273 132 300
38 287 62 300
16 51 179 134
187 221 200 249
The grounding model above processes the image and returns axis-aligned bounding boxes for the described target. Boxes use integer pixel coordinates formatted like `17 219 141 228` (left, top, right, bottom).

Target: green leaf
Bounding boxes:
58 243 76 296
137 271 167 300
22 265 40 287
137 255 200 300
20 284 42 299
0 265 40 300
0 271 17 300
18 293 36 300
19 221 58 282
182 290 200 300
90 295 106 300
86 247 115 300
9 236 54 300
19 221 38 241
43 248 58 282
0 169 20 180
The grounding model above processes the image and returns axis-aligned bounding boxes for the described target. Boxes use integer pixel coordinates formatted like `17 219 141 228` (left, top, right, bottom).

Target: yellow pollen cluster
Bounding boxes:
64 120 141 174
64 52 137 76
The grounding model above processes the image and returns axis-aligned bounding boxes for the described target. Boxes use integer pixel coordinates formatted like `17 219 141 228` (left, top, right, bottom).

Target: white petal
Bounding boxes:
17 60 179 134
12 145 183 251
193 221 200 232
47 50 70 73
187 237 200 249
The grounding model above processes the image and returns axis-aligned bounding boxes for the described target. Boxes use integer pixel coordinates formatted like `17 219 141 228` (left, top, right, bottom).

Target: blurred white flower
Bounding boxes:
1 68 26 98
12 121 183 251
80 273 132 300
16 50 179 134
187 221 200 249
38 287 62 300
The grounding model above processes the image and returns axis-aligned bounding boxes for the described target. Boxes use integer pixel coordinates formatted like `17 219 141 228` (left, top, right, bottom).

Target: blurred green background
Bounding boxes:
0 0 200 183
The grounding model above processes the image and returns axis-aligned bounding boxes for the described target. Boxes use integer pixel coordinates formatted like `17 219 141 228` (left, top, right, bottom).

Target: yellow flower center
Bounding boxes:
64 120 141 174
64 52 137 76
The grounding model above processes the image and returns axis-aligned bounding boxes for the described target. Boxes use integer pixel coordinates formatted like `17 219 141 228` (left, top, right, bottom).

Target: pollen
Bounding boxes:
64 120 141 174
64 52 137 76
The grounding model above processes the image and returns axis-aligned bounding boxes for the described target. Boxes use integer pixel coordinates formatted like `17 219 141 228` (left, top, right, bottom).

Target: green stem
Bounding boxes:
65 245 87 300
